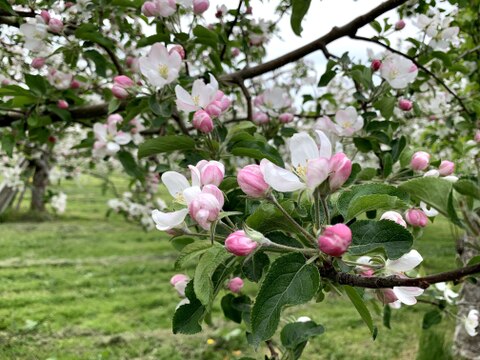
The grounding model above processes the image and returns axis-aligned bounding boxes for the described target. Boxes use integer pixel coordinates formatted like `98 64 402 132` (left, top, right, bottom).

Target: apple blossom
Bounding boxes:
170 274 189 286
173 277 189 297
215 4 228 18
169 45 185 60
380 53 418 89
438 160 454 176
93 120 132 157
377 289 398 304
152 208 189 231
405 208 428 227
19 18 48 52
420 201 439 217
48 18 64 34
253 112 269 125
40 10 50 24
316 107 363 137
398 99 413 111
328 153 352 191
430 26 459 50
380 211 407 228
175 74 219 113
434 282 459 304
70 79 81 89
318 223 352 257
47 69 73 90
259 87 292 114
231 47 240 57
228 277 244 293
193 110 214 133
465 309 479 337
225 230 258 256
57 100 69 109
279 113 294 124
142 1 159 17
193 0 209 14
411 151 430 171
31 57 46 69
355 256 375 277
371 59 382 71
395 20 406 30
192 160 224 187
215 90 231 112
237 164 269 198
139 43 182 88
188 191 222 230
51 192 67 214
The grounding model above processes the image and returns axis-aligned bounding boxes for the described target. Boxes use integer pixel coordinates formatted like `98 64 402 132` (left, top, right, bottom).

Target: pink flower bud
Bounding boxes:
48 18 64 34
40 10 50 24
114 75 134 88
215 90 225 101
31 57 46 69
205 101 222 117
170 274 189 286
225 230 258 256
380 211 407 228
253 95 264 107
70 79 80 89
169 45 185 60
193 110 214 133
112 85 129 99
245 6 253 14
411 151 430 171
237 164 269 198
202 184 224 208
126 56 135 67
108 114 123 125
141 1 159 16
253 111 269 125
318 223 352 257
395 20 406 30
328 153 352 191
371 59 382 71
405 208 428 227
65 2 74 8
217 95 231 112
228 277 244 293
278 112 294 124
199 161 225 186
231 47 240 57
475 130 480 143
48 135 56 143
377 289 398 304
193 0 209 15
57 100 69 109
188 193 221 230
438 160 454 176
398 99 413 111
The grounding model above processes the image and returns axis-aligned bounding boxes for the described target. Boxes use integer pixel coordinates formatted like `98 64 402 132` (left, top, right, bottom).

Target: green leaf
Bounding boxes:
228 132 284 167
137 34 170 48
194 244 232 305
175 241 213 270
349 220 413 260
318 69 337 87
370 20 382 33
221 294 251 324
346 194 407 221
422 310 442 329
398 177 453 218
25 74 47 95
250 253 320 346
0 0 16 15
172 281 206 334
83 49 110 77
242 252 270 282
467 255 480 266
170 237 195 252
75 24 115 49
337 184 409 219
290 0 311 36
1 133 15 156
138 135 196 158
373 96 396 120
246 200 298 233
344 286 376 339
383 305 391 329
193 25 219 48
117 150 144 179
454 179 480 200
280 320 324 349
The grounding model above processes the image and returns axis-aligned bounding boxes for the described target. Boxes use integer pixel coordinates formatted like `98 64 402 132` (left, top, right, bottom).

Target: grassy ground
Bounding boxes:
0 175 459 359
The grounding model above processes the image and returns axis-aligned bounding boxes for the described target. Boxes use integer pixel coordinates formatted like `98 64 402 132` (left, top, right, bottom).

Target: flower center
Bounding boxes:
192 95 200 106
158 64 169 79
295 165 307 179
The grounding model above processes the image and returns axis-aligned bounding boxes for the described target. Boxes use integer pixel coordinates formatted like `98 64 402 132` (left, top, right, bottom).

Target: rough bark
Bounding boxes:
30 155 49 212
453 234 480 359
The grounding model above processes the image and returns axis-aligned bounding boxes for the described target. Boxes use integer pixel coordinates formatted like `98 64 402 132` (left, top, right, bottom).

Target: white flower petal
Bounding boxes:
420 201 439 217
114 132 132 145
151 208 188 231
260 159 305 193
289 132 319 167
393 286 424 305
162 171 190 198
386 250 423 273
315 130 332 159
183 186 202 205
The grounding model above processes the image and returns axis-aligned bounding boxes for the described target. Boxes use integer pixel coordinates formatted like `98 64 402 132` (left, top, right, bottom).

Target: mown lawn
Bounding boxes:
0 175 459 359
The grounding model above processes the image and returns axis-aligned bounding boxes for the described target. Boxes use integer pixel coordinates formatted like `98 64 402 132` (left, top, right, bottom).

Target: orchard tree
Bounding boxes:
0 0 480 358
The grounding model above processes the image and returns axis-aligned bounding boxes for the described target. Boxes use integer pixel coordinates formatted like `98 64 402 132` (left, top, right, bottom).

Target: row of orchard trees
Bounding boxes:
0 0 480 358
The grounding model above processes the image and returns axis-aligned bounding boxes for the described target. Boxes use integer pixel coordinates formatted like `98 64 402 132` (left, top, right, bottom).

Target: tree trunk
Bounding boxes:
453 234 480 359
30 155 49 212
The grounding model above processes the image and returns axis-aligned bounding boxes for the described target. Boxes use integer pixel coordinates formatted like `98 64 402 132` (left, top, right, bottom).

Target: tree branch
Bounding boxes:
350 35 471 115
219 0 243 61
320 261 480 289
220 0 408 83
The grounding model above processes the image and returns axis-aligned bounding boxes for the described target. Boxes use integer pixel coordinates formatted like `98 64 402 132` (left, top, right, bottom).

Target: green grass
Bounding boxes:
0 175 460 359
